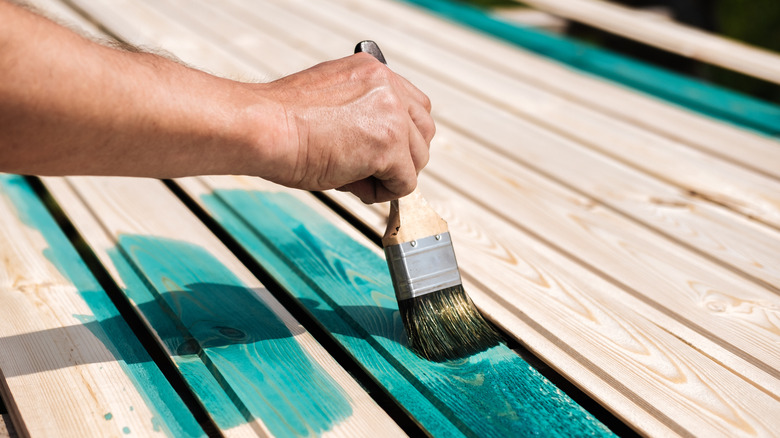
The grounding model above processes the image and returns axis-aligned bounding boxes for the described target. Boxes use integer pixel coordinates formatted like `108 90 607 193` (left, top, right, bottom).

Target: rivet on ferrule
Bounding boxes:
384 232 462 300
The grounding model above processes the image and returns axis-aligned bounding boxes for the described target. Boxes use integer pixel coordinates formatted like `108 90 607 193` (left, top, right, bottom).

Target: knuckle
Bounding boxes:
417 148 430 171
421 93 432 112
424 117 436 144
398 178 416 197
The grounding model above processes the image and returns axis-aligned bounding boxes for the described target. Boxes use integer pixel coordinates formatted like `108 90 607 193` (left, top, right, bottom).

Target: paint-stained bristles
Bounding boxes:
399 285 502 362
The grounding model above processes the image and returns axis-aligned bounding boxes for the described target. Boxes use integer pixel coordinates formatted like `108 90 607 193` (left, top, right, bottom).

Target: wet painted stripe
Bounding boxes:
200 188 616 437
108 234 353 437
0 175 204 438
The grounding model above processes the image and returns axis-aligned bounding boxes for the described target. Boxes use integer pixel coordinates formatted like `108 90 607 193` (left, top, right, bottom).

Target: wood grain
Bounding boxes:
0 175 203 438
43 176 404 438
399 0 780 136
177 175 615 437
332 0 780 180
326 176 780 438
139 0 780 293
382 188 450 246
28 0 780 436
425 127 780 379
259 0 780 230
515 0 780 85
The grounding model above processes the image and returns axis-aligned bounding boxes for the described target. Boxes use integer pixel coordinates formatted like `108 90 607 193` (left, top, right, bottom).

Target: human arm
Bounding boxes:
0 0 434 203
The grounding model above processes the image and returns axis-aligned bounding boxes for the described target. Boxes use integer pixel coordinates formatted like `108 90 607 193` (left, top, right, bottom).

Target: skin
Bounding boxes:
0 0 435 203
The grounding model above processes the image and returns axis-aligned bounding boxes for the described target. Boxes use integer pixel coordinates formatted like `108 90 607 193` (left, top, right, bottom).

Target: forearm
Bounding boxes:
0 0 279 178
0 1 434 203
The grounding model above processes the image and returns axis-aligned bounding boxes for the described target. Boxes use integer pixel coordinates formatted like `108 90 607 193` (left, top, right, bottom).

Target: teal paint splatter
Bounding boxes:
201 189 616 437
0 175 204 438
123 426 131 434
104 413 113 421
110 234 352 437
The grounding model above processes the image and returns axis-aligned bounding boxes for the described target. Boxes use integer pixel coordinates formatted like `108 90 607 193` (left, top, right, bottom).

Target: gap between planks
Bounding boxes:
128 0 780 291
21 0 780 434
515 0 780 85
43 175 405 438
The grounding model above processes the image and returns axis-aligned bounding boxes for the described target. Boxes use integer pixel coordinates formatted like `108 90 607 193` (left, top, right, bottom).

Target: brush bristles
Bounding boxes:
399 285 502 361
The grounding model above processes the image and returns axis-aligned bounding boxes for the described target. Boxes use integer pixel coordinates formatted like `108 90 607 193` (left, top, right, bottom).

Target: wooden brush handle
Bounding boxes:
382 187 449 246
353 42 447 246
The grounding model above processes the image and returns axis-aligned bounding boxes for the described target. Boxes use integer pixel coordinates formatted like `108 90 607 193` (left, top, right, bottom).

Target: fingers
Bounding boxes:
350 89 431 203
343 176 415 204
408 118 430 173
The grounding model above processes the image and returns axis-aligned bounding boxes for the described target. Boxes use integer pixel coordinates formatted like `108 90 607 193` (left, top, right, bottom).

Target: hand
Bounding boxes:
258 52 435 203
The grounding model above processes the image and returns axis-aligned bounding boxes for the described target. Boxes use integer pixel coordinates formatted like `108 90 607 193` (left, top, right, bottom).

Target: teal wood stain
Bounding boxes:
0 175 204 438
109 234 351 437
104 243 250 432
401 0 780 137
201 189 616 437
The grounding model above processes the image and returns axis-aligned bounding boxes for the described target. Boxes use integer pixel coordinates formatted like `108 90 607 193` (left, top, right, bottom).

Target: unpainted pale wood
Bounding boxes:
0 175 202 438
199 0 780 289
24 0 102 35
424 128 780 386
515 0 780 85
143 0 780 293
326 0 780 179
382 188 449 246
261 0 780 230
59 0 780 432
33 0 780 432
43 176 404 438
325 177 780 438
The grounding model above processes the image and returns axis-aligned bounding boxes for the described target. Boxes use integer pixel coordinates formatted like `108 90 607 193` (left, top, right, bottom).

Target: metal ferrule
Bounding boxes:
384 232 462 301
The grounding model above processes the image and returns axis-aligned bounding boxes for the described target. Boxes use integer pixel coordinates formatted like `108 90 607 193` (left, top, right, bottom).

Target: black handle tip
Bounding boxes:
355 40 387 65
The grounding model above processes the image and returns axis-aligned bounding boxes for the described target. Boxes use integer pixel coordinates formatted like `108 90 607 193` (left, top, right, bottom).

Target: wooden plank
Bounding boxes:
0 175 204 438
0 413 17 438
135 0 780 259
322 0 780 181
410 79 780 291
398 0 780 137
29 0 780 432
255 0 780 230
179 0 780 291
43 176 404 438
130 0 780 296
176 174 616 437
515 0 780 85
425 127 780 387
323 176 780 438
50 1 780 432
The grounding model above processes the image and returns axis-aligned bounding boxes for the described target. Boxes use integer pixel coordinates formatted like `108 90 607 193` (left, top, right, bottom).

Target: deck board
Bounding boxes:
11 0 780 436
318 0 780 179
133 0 780 292
259 0 780 230
0 175 203 438
176 175 615 437
126 0 780 382
42 176 403 438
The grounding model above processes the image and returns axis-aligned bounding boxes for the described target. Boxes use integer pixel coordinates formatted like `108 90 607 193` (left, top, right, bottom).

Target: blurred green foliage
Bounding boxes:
710 0 780 102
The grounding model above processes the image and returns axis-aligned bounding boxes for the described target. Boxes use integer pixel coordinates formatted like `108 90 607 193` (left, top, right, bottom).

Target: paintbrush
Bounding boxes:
355 41 502 361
